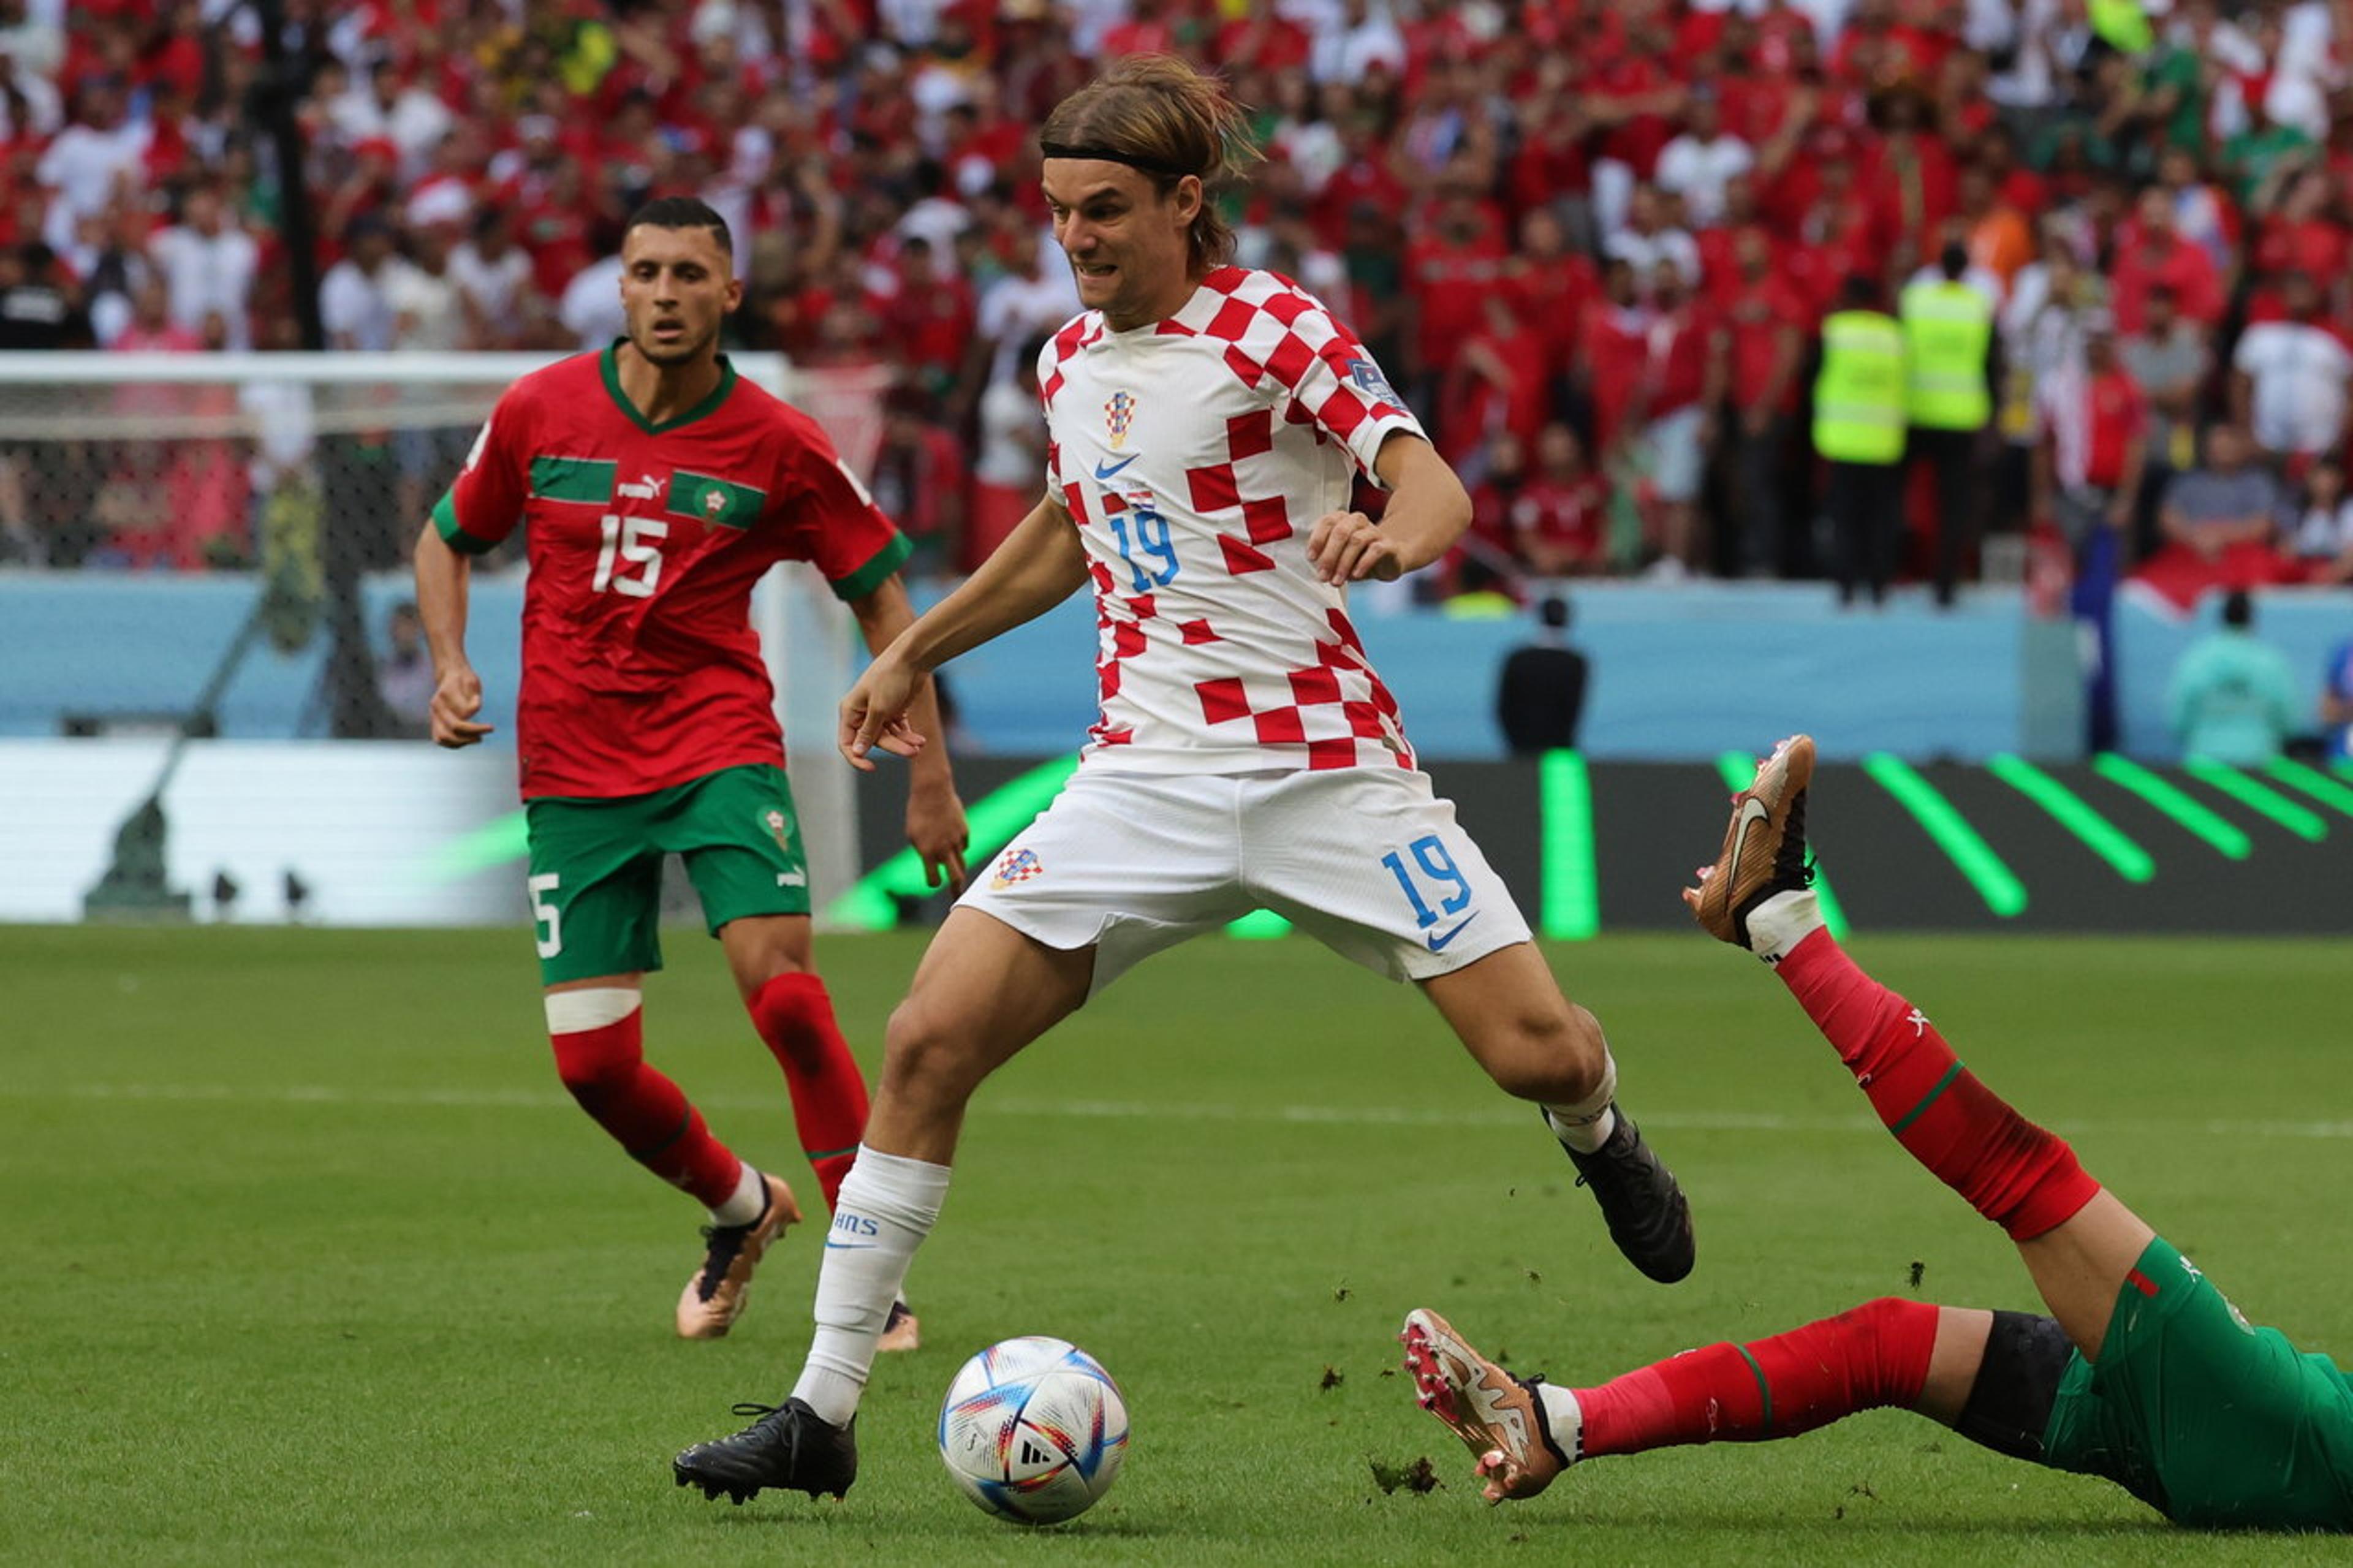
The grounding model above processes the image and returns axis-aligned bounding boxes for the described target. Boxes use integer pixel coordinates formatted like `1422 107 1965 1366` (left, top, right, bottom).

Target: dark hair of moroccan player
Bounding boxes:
1039 54 1262 271
624 195 734 269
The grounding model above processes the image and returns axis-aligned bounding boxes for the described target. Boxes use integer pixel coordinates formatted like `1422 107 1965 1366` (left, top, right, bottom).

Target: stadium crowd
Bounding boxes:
4 0 2353 600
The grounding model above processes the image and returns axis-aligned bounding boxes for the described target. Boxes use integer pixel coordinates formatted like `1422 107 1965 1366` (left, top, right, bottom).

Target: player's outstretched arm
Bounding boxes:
413 522 494 749
1306 432 1471 585
838 493 1088 768
847 575 971 890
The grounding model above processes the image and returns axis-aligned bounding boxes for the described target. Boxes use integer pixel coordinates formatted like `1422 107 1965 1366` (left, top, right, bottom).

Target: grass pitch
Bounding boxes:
4 923 2348 1566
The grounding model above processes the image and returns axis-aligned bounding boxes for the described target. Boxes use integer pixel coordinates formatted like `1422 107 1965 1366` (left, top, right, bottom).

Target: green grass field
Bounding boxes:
5 924 2349 1566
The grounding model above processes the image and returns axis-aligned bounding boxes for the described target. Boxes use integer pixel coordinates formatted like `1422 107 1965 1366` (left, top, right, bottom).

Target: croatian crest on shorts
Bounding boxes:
1104 390 1136 450
990 847 1044 890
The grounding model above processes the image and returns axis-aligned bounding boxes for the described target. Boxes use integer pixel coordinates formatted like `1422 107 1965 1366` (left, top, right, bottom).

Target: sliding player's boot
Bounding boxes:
1401 1308 1571 1501
1686 734 1816 951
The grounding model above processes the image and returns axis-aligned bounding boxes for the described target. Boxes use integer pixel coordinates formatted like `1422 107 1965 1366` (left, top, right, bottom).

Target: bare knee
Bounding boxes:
1476 1001 1608 1104
879 996 992 1110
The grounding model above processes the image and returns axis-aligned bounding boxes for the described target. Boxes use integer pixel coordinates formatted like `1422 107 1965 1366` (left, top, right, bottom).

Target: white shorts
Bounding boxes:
956 767 1533 996
1645 405 1707 503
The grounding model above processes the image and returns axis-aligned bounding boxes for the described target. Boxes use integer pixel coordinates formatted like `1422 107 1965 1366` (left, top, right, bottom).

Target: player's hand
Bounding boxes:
1307 509 1404 585
429 665 493 748
906 779 969 892
838 653 927 771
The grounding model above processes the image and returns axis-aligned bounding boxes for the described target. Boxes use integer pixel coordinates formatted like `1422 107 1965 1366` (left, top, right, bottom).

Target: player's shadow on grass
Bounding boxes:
1571 1512 2181 1539
704 1509 1160 1538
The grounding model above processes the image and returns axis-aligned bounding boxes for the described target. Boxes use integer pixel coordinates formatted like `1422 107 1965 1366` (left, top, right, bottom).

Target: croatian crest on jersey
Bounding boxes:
1104 390 1137 449
990 846 1045 890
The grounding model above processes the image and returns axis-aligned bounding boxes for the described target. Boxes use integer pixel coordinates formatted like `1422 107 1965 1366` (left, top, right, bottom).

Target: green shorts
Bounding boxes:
2042 1236 2353 1531
523 763 810 985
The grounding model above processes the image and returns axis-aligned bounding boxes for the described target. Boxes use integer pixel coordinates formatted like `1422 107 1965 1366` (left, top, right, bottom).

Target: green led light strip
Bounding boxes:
428 809 529 880
1712 751 1849 938
2263 757 2353 820
2090 754 2251 859
1861 752 2028 917
2182 759 2327 843
825 754 1082 931
1986 754 2154 883
1226 908 1294 941
1540 749 1600 941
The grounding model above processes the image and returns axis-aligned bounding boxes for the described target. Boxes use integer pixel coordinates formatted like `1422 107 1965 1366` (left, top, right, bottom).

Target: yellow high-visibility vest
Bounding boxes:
1813 310 1907 464
1900 279 1994 431
2090 0 2153 53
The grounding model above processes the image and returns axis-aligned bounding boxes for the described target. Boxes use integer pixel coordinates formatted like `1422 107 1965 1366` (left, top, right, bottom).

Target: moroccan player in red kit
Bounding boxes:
1406 738 2353 1531
414 199 967 1343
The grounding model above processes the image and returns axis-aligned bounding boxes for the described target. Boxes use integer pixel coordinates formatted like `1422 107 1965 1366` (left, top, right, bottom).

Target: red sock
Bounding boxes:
1577 1297 1941 1458
550 1009 741 1206
1776 930 2099 1240
748 972 870 1213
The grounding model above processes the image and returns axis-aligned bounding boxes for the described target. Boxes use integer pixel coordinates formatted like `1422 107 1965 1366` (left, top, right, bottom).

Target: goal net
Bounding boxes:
0 350 890 926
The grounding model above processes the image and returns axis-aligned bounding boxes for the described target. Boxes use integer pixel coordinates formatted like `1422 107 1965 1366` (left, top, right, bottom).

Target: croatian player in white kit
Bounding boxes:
673 55 1696 1506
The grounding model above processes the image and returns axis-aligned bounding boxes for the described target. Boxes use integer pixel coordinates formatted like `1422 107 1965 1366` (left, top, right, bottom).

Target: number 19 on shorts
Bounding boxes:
1381 835 1473 930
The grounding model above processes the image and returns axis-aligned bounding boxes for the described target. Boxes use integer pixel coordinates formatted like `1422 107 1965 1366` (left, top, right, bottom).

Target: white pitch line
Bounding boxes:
9 1080 2353 1142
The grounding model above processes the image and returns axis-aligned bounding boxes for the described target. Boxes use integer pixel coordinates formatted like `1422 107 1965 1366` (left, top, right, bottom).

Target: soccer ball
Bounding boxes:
937 1335 1129 1524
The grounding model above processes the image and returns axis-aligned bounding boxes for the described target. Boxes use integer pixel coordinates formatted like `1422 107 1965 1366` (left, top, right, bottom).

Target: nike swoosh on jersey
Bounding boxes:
1427 912 1480 952
1093 454 1140 480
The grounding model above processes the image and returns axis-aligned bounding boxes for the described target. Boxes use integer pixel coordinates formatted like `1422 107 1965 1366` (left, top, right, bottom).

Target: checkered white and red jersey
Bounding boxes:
1039 265 1428 775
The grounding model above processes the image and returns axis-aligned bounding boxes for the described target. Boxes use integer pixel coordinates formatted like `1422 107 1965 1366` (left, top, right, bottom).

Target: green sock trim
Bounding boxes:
803 1143 860 1162
1731 1343 1773 1432
1887 1061 1965 1137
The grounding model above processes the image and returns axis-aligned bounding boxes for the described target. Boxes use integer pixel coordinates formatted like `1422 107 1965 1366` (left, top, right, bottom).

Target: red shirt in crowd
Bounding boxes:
1722 274 1810 414
2254 216 2351 286
1497 249 1600 387
2109 232 2224 335
1578 299 1653 452
1407 224 1509 377
1640 302 1716 420
1512 473 1610 570
2080 366 2148 490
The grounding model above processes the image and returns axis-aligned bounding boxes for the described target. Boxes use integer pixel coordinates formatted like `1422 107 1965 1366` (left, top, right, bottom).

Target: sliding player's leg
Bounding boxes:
528 795 793 1339
1241 767 1692 1284
1403 1301 2109 1501
671 908 1094 1503
1686 736 2143 1356
1688 740 2353 1530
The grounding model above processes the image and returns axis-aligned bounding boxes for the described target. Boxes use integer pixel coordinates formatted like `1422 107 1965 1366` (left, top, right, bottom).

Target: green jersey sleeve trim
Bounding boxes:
828 531 913 602
431 492 500 555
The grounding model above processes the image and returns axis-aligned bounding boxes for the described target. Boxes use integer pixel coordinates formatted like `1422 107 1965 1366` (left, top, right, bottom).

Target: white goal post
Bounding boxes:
0 349 892 925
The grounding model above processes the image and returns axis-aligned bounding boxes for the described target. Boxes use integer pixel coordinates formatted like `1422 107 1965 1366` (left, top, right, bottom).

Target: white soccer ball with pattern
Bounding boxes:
937 1336 1129 1524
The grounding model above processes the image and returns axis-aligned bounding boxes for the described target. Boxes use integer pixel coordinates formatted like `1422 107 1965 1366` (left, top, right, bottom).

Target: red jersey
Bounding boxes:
433 346 911 800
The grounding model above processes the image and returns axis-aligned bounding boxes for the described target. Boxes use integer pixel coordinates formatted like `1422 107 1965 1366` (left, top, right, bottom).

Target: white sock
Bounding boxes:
792 1146 951 1425
1542 1048 1618 1154
708 1163 768 1227
1534 1383 1585 1464
1745 888 1825 964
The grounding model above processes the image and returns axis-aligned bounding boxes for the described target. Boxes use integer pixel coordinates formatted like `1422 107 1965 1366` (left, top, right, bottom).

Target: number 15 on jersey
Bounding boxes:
593 513 667 597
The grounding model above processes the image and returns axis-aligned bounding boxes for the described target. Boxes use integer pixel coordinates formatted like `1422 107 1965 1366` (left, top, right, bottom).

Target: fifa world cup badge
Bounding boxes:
1104 390 1136 450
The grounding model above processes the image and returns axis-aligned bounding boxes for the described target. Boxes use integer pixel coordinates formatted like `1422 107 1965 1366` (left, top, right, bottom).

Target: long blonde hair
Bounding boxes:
1039 55 1262 271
